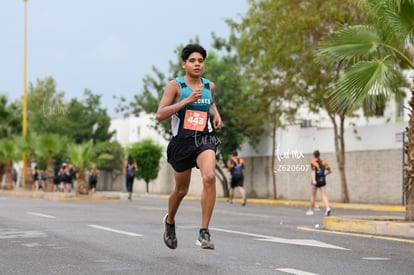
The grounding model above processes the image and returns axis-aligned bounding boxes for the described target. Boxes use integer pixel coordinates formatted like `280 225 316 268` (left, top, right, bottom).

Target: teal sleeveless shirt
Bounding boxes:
171 77 213 138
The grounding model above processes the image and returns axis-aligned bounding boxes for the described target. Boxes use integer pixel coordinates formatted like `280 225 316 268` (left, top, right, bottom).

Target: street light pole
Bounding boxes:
22 0 28 188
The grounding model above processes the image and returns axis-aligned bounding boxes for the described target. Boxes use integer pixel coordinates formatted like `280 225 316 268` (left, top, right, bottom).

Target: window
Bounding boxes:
362 95 386 117
300 119 312 128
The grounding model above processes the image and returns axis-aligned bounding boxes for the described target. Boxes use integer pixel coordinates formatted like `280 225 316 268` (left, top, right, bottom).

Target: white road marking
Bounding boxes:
139 206 166 211
88 225 143 237
362 257 390 261
256 238 348 250
0 230 46 239
217 209 273 218
211 228 349 250
22 242 42 248
276 268 319 275
27 212 56 219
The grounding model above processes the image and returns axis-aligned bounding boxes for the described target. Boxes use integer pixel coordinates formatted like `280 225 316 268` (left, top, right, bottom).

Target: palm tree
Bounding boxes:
35 134 63 192
0 138 20 190
68 140 94 195
320 0 414 220
15 134 38 189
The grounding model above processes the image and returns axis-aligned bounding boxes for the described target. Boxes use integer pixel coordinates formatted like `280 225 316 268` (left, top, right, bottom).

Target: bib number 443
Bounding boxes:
183 110 207 131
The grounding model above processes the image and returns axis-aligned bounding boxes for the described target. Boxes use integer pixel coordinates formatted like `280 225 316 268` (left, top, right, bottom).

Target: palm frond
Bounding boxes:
68 140 93 171
15 133 38 156
329 58 399 113
320 25 382 63
387 0 414 9
375 0 414 43
0 139 19 164
36 134 62 158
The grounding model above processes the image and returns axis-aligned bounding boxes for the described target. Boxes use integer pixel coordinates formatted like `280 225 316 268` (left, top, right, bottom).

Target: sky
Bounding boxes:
0 0 249 117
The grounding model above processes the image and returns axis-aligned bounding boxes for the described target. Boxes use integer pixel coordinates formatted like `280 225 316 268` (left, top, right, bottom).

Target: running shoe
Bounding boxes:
196 229 215 249
242 197 247 206
306 209 314 215
163 214 177 249
325 208 332 216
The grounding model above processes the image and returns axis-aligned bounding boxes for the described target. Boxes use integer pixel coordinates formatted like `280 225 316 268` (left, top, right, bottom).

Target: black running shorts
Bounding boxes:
230 175 244 188
167 133 219 172
312 181 327 188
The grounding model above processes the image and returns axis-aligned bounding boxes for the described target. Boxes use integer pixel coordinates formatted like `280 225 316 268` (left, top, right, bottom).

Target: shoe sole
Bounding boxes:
196 239 215 249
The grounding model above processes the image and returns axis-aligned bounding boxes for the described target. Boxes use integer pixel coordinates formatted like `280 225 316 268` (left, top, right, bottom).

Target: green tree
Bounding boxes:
15 133 38 189
0 138 20 190
204 35 268 195
127 139 163 193
206 34 266 157
68 140 94 195
229 0 366 200
27 76 66 135
0 96 23 184
91 141 124 171
27 77 114 144
320 0 414 220
90 140 124 190
65 90 115 144
0 96 21 139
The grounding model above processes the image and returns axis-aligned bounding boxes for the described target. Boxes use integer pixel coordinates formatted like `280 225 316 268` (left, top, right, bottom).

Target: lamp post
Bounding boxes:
22 0 28 188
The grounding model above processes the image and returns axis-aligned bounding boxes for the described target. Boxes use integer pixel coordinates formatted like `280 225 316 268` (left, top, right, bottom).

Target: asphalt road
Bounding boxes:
0 195 412 275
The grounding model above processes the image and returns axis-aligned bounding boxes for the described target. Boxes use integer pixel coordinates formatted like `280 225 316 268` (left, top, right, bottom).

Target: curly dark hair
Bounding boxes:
181 43 207 61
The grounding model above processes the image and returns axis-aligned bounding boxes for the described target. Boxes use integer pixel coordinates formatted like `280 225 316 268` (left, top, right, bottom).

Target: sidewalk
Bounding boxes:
1 190 412 240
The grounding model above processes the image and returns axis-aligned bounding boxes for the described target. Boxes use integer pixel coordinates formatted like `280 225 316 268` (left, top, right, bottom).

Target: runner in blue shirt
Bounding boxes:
156 43 222 250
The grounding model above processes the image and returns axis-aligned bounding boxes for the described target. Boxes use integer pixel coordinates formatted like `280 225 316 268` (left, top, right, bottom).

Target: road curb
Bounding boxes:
324 216 414 239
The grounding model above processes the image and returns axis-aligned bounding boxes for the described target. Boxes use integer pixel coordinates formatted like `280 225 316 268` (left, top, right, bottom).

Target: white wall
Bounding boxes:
241 122 405 158
254 122 406 204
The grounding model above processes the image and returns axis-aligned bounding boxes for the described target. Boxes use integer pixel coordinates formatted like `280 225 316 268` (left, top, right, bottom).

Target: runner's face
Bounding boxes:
182 52 204 77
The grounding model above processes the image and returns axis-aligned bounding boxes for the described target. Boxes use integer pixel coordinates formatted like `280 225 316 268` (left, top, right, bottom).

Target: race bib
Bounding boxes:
183 109 207 131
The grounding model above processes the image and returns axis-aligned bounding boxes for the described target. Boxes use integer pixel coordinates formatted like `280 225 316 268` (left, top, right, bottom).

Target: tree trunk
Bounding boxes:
0 162 5 189
76 171 89 195
329 112 350 203
45 159 54 192
24 158 33 190
271 124 277 199
110 170 122 191
404 88 414 221
3 165 14 190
